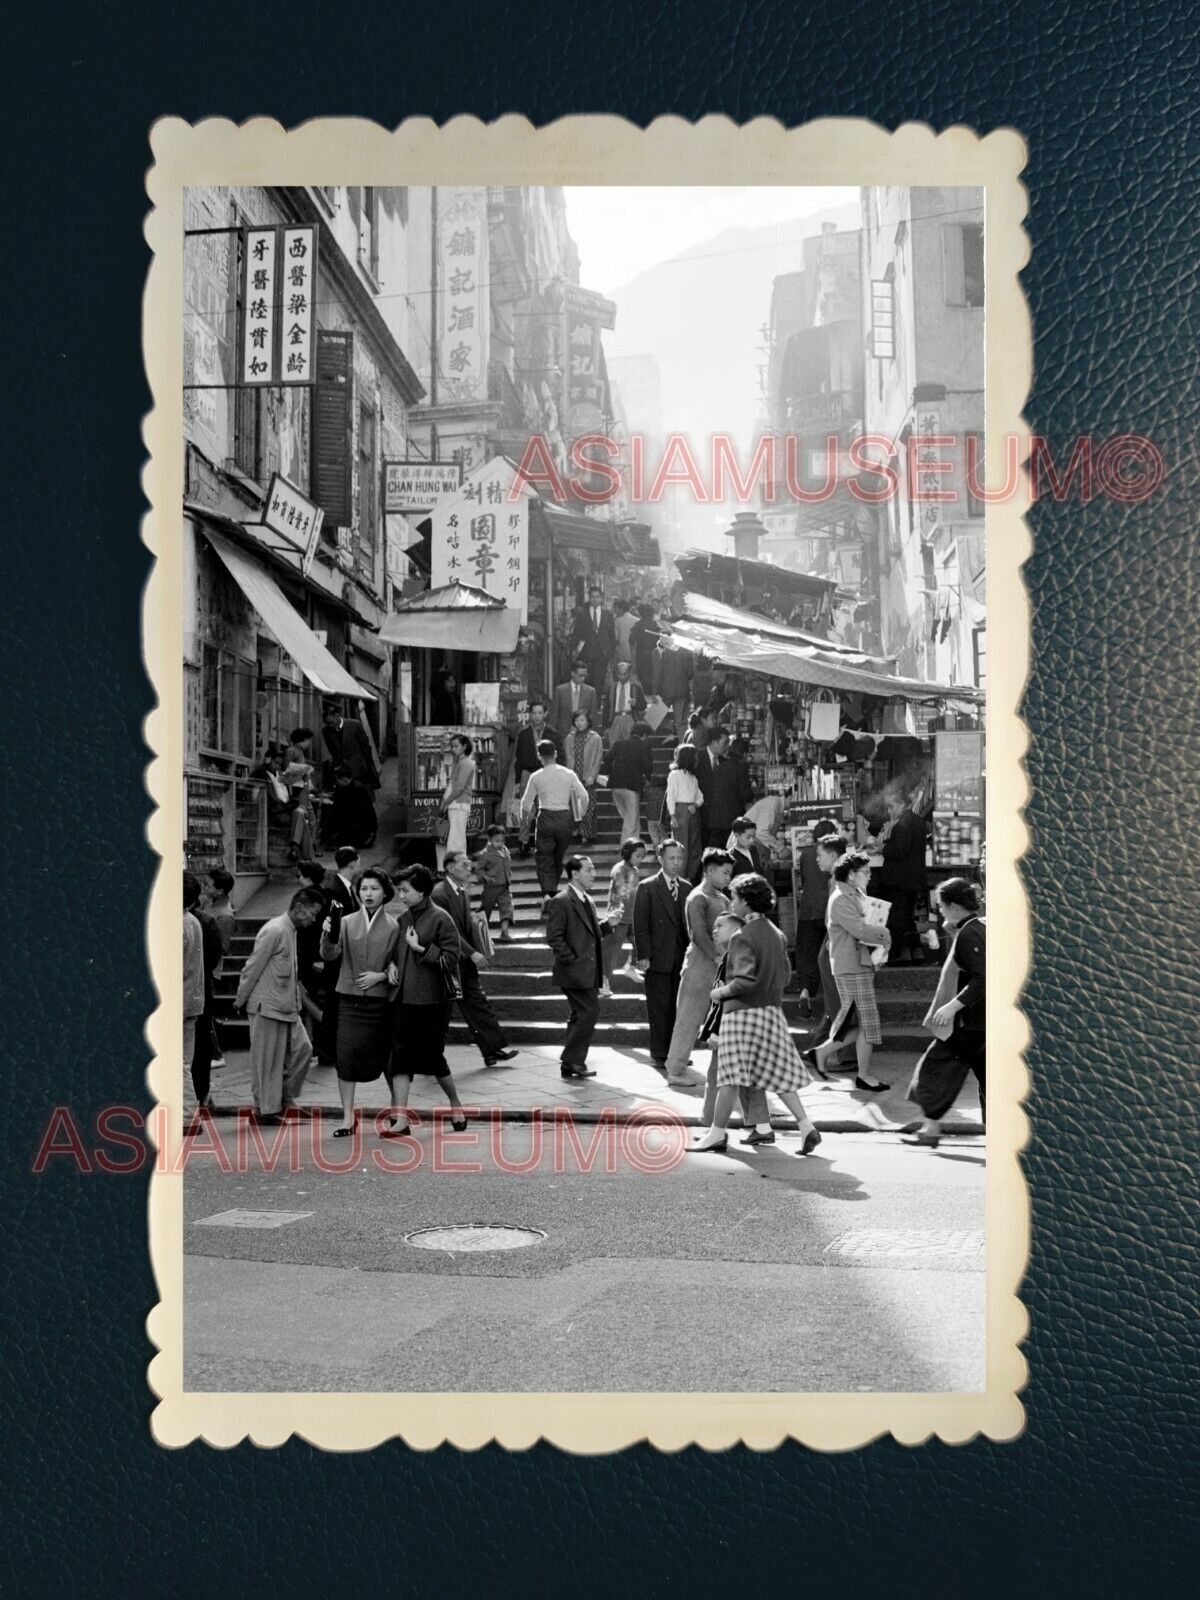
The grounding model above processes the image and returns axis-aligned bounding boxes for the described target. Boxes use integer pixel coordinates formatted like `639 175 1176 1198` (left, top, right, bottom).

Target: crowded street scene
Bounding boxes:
181 181 987 1391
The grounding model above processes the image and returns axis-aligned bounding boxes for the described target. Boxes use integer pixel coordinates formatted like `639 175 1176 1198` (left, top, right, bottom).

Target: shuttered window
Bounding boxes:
311 330 353 528
870 278 895 359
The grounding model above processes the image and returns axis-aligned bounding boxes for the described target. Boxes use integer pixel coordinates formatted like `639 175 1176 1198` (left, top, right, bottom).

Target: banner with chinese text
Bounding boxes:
430 456 532 623
436 188 489 402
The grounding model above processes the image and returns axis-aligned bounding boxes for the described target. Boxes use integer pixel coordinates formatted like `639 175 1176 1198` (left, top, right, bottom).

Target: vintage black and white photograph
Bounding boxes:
150 122 1023 1440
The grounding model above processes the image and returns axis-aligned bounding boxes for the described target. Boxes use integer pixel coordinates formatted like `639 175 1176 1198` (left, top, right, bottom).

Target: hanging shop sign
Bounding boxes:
437 188 490 402
562 285 616 439
239 224 319 387
430 456 533 624
383 459 463 514
259 472 324 574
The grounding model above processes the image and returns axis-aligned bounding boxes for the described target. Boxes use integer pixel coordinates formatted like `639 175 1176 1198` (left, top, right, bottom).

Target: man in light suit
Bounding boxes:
545 855 613 1078
570 583 617 691
552 661 599 738
632 839 694 1072
234 887 324 1120
432 852 518 1068
602 660 647 747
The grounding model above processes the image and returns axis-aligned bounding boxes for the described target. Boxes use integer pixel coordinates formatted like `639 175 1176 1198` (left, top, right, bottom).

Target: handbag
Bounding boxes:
806 689 841 742
266 771 289 806
471 910 494 960
433 812 451 843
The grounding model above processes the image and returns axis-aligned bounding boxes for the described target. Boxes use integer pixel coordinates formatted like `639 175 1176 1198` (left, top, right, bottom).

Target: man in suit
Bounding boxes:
511 700 564 854
632 839 693 1072
793 819 842 1013
234 887 323 1120
570 583 617 692
321 702 379 794
873 790 929 963
546 854 611 1079
656 643 693 738
701 728 755 848
314 845 360 1054
433 851 518 1068
607 721 654 844
602 660 647 747
552 662 599 738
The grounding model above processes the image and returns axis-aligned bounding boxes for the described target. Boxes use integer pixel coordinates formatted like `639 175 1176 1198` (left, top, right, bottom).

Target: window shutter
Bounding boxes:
311 330 353 527
942 225 966 305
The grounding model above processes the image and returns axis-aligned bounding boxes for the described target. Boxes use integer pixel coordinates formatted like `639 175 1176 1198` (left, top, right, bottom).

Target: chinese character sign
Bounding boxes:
562 286 616 438
280 226 317 383
241 229 278 385
437 189 489 403
383 460 463 513
240 224 319 387
261 472 325 571
431 456 530 623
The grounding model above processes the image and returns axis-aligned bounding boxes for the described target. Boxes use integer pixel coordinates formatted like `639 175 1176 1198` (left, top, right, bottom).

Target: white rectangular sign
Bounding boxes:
383 460 463 513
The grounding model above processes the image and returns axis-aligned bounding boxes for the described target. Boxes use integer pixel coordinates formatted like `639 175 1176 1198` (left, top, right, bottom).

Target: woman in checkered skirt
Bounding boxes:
816 849 893 1090
690 873 822 1156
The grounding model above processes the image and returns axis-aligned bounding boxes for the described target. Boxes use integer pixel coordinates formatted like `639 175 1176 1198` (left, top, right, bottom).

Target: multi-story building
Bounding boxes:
760 221 871 619
859 187 986 687
182 184 424 883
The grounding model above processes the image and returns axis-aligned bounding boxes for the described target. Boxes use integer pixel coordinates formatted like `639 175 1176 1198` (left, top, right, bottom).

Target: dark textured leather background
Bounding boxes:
5 1 1198 1592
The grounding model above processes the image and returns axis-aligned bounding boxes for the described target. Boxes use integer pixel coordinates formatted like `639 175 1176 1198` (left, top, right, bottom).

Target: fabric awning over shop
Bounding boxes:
678 591 896 668
204 528 374 700
664 615 982 704
377 580 522 655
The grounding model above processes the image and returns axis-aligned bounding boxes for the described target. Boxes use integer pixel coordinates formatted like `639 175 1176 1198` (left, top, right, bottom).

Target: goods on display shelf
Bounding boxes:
932 812 984 868
410 724 499 838
185 774 229 874
786 801 852 861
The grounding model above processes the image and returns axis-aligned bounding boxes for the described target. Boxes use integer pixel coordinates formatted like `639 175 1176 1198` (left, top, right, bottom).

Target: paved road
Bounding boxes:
182 1122 986 1394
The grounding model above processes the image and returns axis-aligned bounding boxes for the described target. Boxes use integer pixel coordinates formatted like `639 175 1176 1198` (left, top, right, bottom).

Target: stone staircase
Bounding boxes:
212 736 940 1056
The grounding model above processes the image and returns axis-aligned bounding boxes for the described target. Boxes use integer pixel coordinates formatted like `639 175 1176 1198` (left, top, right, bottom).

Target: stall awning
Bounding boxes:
204 528 374 700
664 615 982 704
679 591 896 668
377 580 522 655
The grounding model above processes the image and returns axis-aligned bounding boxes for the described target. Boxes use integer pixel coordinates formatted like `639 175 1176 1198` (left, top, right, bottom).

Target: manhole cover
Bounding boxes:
405 1224 546 1253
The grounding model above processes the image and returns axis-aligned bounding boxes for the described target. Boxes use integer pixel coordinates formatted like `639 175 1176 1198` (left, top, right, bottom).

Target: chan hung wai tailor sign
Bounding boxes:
430 456 532 624
383 460 463 514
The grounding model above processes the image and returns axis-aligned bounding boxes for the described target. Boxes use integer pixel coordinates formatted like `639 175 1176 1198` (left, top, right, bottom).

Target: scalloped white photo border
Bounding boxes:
143 114 1030 1451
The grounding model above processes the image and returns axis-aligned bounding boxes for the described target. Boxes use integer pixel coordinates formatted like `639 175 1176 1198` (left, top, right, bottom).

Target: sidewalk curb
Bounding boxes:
195 1104 985 1136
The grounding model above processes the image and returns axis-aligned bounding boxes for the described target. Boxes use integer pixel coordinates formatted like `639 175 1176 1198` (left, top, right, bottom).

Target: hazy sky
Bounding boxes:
564 186 861 296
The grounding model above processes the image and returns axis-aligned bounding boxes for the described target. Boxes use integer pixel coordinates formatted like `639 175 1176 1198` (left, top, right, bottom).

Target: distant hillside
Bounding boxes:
607 200 862 455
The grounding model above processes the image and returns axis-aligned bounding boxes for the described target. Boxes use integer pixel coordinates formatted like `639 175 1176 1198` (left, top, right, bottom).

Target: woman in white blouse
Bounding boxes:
666 742 704 882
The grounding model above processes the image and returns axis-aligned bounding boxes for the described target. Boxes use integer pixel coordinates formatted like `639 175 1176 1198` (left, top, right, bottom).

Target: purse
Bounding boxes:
433 812 451 843
806 689 841 742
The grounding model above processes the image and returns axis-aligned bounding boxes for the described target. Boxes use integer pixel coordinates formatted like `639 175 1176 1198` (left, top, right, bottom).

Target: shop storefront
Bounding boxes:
184 509 374 886
661 591 984 934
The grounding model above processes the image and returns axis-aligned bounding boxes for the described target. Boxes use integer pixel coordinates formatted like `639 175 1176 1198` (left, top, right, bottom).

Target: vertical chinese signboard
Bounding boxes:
437 188 490 403
241 229 278 384
431 456 532 623
239 224 318 387
562 285 616 440
280 226 316 382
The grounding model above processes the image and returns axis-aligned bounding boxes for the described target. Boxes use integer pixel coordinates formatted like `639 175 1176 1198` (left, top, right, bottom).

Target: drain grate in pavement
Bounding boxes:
194 1210 313 1230
825 1228 984 1261
405 1224 546 1253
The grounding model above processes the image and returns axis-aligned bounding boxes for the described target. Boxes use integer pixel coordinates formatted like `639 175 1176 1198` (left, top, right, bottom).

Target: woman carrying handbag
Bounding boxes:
384 864 469 1136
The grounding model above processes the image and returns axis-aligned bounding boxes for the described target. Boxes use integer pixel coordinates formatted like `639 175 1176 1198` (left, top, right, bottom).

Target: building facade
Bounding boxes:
859 187 986 687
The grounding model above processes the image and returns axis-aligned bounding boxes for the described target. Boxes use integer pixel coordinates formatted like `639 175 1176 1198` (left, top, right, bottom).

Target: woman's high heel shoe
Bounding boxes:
854 1077 889 1093
691 1130 728 1154
451 1115 468 1132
